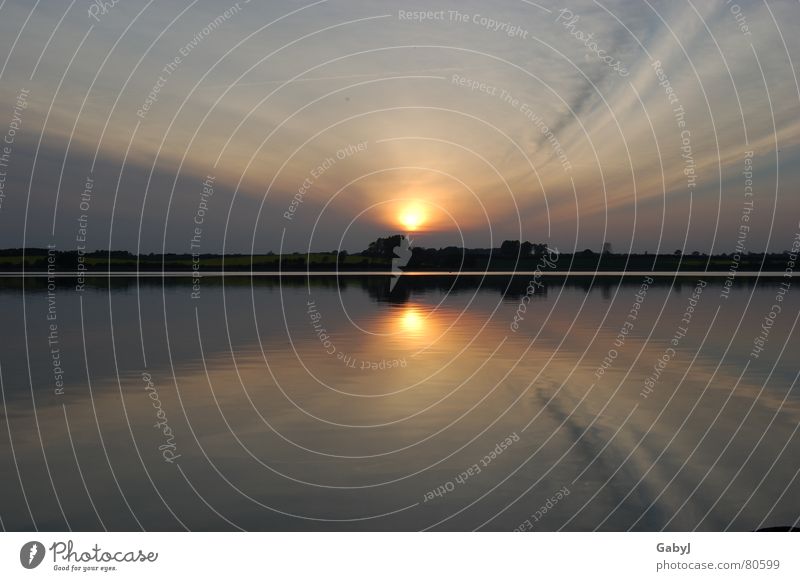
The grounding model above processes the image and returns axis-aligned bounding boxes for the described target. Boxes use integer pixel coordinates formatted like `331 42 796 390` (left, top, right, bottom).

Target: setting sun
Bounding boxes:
398 204 426 231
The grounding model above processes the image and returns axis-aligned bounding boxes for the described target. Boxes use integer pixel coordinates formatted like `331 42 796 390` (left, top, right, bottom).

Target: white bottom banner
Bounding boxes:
1 532 798 580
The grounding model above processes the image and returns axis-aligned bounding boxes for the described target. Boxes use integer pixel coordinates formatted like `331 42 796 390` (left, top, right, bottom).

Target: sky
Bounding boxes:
0 0 798 254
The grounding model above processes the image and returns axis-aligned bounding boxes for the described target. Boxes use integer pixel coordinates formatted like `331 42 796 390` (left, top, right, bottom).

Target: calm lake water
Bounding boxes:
1 274 798 531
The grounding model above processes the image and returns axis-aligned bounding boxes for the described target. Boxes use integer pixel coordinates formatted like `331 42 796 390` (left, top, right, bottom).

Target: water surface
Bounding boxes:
1 275 798 531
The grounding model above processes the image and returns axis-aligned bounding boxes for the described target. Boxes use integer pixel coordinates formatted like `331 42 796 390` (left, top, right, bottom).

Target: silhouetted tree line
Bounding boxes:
0 236 796 272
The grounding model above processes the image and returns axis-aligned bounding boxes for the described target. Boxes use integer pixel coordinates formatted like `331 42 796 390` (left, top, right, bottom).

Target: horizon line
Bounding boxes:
0 271 794 278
